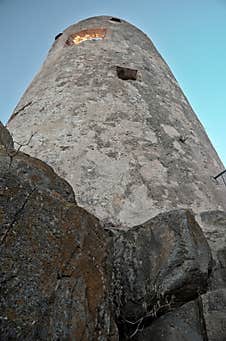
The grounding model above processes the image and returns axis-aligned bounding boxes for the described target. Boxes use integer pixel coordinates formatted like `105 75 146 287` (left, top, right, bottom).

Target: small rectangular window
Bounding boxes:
110 17 121 23
116 66 137 80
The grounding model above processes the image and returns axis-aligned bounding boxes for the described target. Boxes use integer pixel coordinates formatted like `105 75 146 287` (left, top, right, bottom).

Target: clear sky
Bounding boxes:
1 0 226 166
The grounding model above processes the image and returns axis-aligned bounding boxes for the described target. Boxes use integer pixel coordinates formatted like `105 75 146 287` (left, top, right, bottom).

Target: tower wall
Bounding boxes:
7 16 226 226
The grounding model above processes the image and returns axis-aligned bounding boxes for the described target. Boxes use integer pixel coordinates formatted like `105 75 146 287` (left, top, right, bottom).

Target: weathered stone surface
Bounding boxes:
7 16 226 227
133 299 205 341
0 122 14 149
202 289 226 341
1 130 225 340
199 210 226 289
0 129 215 340
2 14 226 340
0 143 117 340
2 119 226 339
109 210 212 337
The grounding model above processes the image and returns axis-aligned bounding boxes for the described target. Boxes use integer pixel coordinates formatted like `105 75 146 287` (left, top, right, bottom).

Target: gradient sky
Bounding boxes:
1 0 226 167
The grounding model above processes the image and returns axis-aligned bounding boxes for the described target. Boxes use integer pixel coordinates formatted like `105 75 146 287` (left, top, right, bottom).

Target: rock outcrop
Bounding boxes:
1 123 226 340
110 210 212 333
110 210 213 339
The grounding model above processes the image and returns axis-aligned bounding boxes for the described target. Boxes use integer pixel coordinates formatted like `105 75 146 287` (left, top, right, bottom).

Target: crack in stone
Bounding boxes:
0 187 37 244
197 296 209 341
7 101 33 123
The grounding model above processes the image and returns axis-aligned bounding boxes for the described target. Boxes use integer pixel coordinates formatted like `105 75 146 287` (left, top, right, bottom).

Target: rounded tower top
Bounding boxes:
50 15 153 53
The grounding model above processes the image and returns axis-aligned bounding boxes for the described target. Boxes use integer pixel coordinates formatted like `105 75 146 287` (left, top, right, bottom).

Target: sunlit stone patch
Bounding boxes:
65 28 106 45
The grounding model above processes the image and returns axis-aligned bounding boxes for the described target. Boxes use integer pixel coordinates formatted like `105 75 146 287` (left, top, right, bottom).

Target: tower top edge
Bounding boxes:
47 14 153 57
61 15 144 34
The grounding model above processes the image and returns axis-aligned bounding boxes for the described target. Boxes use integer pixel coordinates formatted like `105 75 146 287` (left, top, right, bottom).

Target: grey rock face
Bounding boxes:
134 299 205 341
110 210 212 338
0 122 14 149
7 16 226 226
197 211 226 340
134 289 226 341
202 289 226 341
199 210 226 289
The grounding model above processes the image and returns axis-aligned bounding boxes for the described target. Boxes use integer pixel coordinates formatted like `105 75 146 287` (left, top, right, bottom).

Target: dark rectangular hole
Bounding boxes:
116 66 137 81
110 17 121 23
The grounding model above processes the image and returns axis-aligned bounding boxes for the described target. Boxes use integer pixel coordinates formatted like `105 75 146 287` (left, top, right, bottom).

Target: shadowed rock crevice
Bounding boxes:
197 296 208 341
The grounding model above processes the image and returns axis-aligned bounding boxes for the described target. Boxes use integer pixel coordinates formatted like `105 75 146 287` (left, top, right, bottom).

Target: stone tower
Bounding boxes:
7 16 226 226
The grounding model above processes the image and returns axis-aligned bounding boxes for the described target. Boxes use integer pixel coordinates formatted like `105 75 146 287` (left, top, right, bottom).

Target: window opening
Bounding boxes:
110 17 121 23
65 28 106 46
116 66 137 80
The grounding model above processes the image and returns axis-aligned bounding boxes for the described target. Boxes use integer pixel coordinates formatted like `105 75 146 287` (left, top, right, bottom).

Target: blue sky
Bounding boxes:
1 0 226 166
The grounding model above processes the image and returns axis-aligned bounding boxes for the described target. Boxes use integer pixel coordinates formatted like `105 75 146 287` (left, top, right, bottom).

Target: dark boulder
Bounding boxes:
109 210 212 337
0 139 117 340
133 299 204 341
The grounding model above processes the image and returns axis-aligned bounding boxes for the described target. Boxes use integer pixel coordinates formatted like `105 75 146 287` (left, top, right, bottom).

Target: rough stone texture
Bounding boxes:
132 290 226 341
0 122 14 150
7 16 226 227
133 299 205 341
202 289 226 341
110 210 212 338
3 15 226 339
199 210 226 289
0 138 118 340
1 128 226 340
